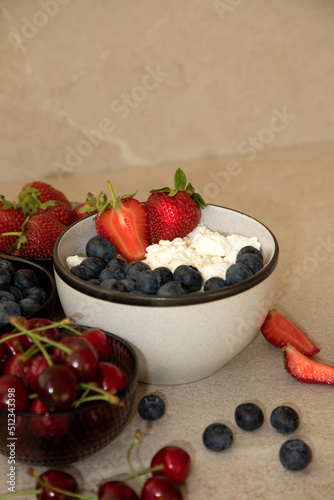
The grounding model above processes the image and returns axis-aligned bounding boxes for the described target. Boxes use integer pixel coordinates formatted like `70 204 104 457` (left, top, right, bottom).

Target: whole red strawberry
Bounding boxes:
72 193 98 222
17 214 67 258
0 201 26 252
36 200 74 226
95 182 149 261
145 168 207 244
20 181 71 208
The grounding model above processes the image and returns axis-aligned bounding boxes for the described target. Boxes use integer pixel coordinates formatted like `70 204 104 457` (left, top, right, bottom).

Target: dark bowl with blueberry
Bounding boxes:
0 254 57 334
53 204 279 385
0 324 138 466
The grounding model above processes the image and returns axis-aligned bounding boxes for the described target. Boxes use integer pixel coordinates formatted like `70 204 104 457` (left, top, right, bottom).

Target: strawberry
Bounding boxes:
260 309 320 357
94 182 149 261
72 193 99 222
282 344 334 384
0 201 26 253
35 200 74 226
20 181 71 208
145 168 207 244
14 214 67 258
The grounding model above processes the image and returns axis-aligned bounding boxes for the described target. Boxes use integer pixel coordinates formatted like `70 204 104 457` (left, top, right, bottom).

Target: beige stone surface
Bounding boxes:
0 142 334 499
1 0 334 186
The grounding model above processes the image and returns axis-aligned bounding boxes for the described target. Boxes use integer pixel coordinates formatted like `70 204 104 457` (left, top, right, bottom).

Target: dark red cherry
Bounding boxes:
3 353 29 384
21 317 59 348
141 476 183 500
82 327 110 361
98 361 127 393
25 354 49 392
36 469 79 500
30 398 71 439
151 446 191 484
0 374 29 411
0 340 11 369
1 332 25 356
54 336 99 382
36 365 78 411
98 480 139 500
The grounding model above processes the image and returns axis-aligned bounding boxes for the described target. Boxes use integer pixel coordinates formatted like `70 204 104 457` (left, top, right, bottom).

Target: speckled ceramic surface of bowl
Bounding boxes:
53 205 279 385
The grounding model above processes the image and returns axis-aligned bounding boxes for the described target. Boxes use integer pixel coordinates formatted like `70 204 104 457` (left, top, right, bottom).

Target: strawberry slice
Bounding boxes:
94 182 149 261
261 309 320 357
282 344 334 384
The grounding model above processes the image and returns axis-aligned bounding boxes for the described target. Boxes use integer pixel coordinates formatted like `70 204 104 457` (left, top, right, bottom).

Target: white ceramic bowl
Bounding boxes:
53 205 279 385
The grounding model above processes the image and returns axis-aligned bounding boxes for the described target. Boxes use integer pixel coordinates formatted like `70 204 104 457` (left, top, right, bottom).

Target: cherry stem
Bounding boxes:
126 431 144 487
122 464 164 483
74 383 122 408
30 469 97 500
33 337 53 366
0 490 42 499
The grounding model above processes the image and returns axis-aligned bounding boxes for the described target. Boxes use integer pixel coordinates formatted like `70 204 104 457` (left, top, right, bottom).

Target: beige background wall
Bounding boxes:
1 0 333 188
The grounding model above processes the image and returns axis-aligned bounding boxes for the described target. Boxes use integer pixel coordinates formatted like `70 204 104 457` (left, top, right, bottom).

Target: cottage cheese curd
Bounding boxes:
143 225 261 282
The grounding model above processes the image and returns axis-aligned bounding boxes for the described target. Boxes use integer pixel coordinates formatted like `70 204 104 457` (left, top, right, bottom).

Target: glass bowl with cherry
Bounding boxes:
0 316 138 466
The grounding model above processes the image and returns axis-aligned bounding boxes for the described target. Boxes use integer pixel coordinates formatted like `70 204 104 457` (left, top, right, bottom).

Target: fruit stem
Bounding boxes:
33 337 53 367
126 430 144 487
75 383 122 407
29 469 97 500
0 490 42 499
122 464 164 483
107 180 117 210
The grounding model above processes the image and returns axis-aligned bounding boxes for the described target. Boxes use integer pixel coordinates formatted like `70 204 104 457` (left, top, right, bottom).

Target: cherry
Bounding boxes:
21 317 59 348
99 480 139 500
0 373 29 411
141 476 183 500
26 353 50 392
36 365 78 411
82 327 111 361
54 336 99 382
98 361 128 393
151 446 191 484
36 469 79 500
1 332 25 356
0 340 12 369
3 352 29 384
30 398 71 438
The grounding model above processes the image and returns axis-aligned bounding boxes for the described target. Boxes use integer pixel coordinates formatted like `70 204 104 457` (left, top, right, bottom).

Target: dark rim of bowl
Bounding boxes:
0 328 139 417
53 204 279 307
0 253 57 326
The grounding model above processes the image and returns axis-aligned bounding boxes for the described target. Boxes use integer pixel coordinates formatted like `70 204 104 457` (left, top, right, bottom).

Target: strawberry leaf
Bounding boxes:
174 168 187 190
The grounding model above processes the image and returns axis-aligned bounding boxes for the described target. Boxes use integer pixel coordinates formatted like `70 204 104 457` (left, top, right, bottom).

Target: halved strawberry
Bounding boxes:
94 182 149 261
260 309 320 357
282 344 334 384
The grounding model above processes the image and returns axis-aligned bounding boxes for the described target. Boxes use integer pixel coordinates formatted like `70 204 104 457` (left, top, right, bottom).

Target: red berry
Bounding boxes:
36 365 78 411
151 446 191 484
98 480 139 500
3 353 28 384
82 328 110 361
25 354 49 392
54 336 99 382
30 398 70 438
98 361 127 393
141 476 183 500
21 317 59 348
0 374 29 411
282 344 334 384
36 469 79 500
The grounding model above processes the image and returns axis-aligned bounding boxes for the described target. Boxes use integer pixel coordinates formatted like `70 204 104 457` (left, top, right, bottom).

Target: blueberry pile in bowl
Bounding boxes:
0 254 56 334
0 320 138 465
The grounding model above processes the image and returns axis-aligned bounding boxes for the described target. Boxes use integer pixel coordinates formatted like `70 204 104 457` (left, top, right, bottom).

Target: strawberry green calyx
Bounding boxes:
95 181 138 217
149 167 207 208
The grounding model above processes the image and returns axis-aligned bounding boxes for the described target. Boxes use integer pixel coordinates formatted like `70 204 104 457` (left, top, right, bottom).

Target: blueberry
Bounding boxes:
13 268 38 290
0 269 12 289
157 281 188 296
99 266 124 281
225 263 253 286
236 246 263 261
126 261 151 281
234 402 264 431
154 267 173 285
107 258 128 274
85 235 117 262
120 278 137 292
0 259 15 278
0 301 21 325
70 265 97 281
138 394 165 421
270 406 300 434
203 276 226 291
279 439 312 471
81 256 106 275
23 286 48 304
18 297 41 316
0 290 16 302
202 423 233 452
7 286 23 302
88 278 101 286
100 278 126 291
236 253 263 274
136 270 161 294
173 265 203 292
